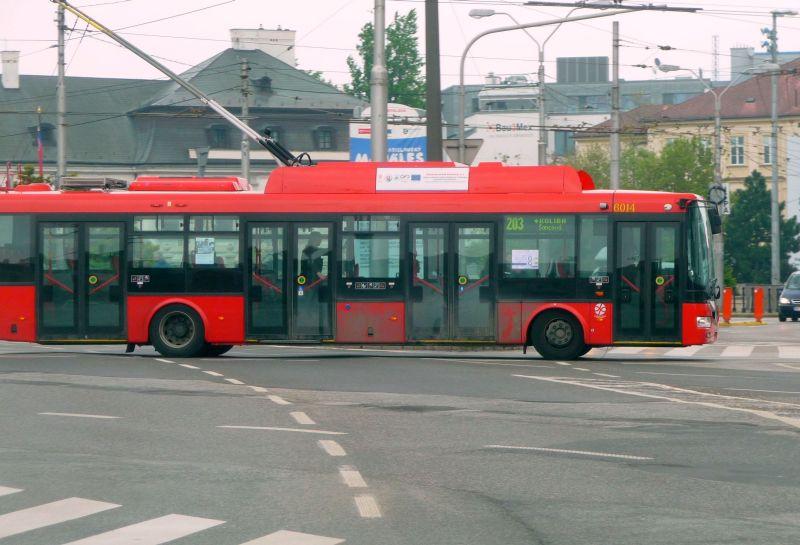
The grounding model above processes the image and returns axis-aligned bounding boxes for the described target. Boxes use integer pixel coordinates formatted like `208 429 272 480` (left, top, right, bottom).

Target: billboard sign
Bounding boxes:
349 123 427 162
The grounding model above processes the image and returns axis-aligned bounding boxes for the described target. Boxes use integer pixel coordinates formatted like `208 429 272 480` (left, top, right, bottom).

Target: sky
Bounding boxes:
2 0 800 91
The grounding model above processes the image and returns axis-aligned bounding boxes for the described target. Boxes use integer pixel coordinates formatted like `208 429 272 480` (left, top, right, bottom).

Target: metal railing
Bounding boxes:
731 284 784 314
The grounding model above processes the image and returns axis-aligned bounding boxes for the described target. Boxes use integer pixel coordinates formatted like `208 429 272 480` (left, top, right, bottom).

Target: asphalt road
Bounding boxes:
1 320 800 544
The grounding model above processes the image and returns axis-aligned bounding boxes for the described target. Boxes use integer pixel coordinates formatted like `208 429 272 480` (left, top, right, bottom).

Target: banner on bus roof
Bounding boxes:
375 168 469 191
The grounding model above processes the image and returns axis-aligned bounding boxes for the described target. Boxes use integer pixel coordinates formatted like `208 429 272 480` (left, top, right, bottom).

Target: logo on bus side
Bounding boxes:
593 303 607 321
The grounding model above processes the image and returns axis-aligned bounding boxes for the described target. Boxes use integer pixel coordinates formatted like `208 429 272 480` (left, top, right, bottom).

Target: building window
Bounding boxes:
730 136 745 165
314 126 334 150
763 135 773 165
207 124 230 148
578 95 609 111
554 131 575 157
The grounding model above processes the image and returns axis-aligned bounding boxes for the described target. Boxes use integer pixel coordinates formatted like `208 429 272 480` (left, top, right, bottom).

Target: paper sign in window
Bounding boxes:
511 249 539 270
195 237 215 265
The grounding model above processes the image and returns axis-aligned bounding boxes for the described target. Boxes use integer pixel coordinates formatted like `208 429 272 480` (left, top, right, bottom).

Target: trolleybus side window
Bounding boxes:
577 216 609 297
340 215 401 296
501 215 576 298
130 215 185 292
188 215 242 292
0 215 33 283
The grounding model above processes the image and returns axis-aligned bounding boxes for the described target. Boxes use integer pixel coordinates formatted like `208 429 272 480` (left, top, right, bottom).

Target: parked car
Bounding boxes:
779 272 800 322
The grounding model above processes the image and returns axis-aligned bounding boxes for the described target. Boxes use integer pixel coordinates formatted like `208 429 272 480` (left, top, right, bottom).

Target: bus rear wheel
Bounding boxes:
150 305 205 358
204 344 233 357
530 311 585 360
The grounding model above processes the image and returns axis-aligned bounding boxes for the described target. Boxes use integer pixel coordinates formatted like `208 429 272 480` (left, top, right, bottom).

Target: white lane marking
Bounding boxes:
268 395 291 405
593 373 620 378
354 495 382 519
574 367 590 372
155 358 175 364
485 444 653 461
724 388 800 394
555 361 571 366
287 359 321 363
607 347 646 356
0 497 120 539
0 486 22 497
318 440 347 457
664 346 703 357
249 385 269 393
423 358 552 368
721 345 754 358
779 346 800 359
203 370 224 377
179 363 200 369
61 514 225 545
224 378 245 385
339 466 368 488
238 529 345 545
39 412 120 420
291 411 316 425
775 362 800 371
514 374 800 429
636 371 759 378
218 425 346 435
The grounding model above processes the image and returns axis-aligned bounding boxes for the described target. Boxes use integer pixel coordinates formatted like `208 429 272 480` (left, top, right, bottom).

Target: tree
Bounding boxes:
17 165 50 185
345 10 425 108
305 70 337 89
561 143 610 188
725 170 800 284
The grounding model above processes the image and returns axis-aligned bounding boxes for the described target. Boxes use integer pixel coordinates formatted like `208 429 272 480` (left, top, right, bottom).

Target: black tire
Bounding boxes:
204 344 233 357
150 304 205 358
530 311 585 360
780 316 787 322
577 345 592 358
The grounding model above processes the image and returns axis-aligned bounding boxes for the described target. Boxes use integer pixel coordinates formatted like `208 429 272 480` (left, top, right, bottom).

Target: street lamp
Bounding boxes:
468 9 550 165
656 59 779 299
458 9 633 164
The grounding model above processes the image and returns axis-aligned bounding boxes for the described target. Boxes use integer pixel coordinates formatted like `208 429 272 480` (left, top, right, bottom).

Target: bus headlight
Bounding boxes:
696 316 712 329
780 297 790 305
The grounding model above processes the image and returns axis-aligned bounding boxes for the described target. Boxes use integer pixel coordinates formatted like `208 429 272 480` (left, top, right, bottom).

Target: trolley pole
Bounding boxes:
240 59 251 183
610 21 620 189
425 0 443 161
370 0 388 162
56 3 66 187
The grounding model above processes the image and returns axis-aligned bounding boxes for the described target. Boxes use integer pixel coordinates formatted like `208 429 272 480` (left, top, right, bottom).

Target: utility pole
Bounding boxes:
240 59 251 182
56 3 66 187
537 47 546 165
610 21 620 189
425 0 442 161
370 0 388 162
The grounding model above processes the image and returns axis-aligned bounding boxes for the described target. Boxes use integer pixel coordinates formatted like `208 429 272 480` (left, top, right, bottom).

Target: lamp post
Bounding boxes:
458 9 632 164
656 60 778 299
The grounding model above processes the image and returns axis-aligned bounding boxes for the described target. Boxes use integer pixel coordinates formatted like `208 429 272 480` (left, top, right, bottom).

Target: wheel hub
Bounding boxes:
545 319 573 348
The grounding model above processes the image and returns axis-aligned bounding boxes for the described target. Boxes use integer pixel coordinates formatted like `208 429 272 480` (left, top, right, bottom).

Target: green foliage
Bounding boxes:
725 170 800 283
305 70 337 89
345 10 426 108
17 165 51 185
563 137 713 194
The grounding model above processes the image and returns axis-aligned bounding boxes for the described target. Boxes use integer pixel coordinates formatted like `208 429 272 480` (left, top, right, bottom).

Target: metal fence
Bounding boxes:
731 284 784 314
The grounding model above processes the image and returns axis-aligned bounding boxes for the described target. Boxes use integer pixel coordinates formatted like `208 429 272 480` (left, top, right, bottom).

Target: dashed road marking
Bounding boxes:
249 385 269 393
574 367 590 372
61 514 225 545
203 370 224 377
724 388 800 394
155 358 175 364
179 363 200 369
721 345 755 358
224 378 245 385
218 425 346 436
318 440 347 457
290 411 315 425
268 395 291 405
0 497 120 539
238 529 345 545
555 361 571 366
775 362 800 371
485 444 653 460
354 495 382 518
636 371 759 378
0 486 22 497
593 372 620 378
39 412 120 420
339 466 368 488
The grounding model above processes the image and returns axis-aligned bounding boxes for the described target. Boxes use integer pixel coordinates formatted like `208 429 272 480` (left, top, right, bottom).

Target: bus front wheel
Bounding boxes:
530 311 585 361
150 305 206 358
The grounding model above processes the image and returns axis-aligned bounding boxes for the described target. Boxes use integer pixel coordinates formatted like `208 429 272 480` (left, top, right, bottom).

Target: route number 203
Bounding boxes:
613 202 636 213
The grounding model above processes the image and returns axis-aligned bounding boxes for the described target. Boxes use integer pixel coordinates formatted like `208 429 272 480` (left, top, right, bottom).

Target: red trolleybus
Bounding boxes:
0 163 718 359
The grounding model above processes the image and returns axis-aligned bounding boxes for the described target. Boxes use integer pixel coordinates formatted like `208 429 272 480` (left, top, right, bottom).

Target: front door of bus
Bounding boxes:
248 223 333 340
38 222 125 340
408 223 495 341
614 221 681 342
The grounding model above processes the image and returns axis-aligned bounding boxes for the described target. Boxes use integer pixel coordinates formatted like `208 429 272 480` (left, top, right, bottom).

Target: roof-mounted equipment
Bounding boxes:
60 177 128 191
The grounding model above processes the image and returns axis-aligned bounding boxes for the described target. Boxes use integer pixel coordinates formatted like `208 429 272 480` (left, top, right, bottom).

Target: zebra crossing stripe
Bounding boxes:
60 514 225 545
0 486 22 497
608 347 646 355
663 346 703 357
0 497 120 539
238 529 345 545
720 345 754 358
779 346 800 359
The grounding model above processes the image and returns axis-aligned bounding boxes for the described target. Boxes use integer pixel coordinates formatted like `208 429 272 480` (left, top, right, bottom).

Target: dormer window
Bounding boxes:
206 124 230 148
255 76 272 93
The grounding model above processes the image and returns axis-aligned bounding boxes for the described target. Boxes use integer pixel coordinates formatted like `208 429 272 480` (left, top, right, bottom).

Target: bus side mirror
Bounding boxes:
709 207 722 235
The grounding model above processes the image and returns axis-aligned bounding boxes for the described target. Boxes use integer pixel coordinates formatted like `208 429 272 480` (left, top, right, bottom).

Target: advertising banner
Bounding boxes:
350 123 427 162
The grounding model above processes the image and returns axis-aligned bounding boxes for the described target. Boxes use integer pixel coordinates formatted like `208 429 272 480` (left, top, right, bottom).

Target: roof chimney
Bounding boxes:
230 28 296 66
2 51 20 90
